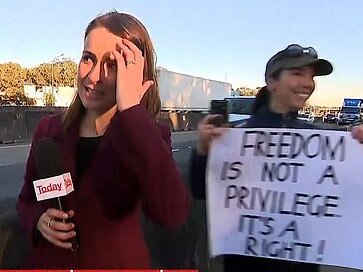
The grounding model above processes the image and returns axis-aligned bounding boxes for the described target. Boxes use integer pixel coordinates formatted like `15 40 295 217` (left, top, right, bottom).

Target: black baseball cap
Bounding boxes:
265 44 333 79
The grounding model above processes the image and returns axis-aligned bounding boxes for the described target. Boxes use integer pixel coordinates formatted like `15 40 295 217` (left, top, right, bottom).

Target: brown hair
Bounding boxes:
252 71 282 114
63 11 161 130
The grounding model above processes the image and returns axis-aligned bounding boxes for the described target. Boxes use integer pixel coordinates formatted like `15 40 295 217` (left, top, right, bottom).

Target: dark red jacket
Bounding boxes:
16 105 190 269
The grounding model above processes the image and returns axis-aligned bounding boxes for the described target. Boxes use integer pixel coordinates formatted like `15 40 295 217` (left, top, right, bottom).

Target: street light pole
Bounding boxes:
51 53 64 106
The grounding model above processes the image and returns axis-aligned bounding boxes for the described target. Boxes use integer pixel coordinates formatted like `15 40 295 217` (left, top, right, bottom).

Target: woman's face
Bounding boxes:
269 66 315 112
77 27 119 115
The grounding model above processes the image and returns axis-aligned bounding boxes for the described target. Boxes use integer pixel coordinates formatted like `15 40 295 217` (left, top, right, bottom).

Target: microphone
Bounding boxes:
33 137 79 251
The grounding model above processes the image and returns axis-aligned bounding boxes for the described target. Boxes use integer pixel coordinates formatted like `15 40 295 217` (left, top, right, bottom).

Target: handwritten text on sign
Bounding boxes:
206 128 363 269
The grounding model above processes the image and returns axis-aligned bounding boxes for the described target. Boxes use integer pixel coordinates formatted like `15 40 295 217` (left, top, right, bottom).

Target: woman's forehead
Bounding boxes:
280 66 315 76
84 27 121 54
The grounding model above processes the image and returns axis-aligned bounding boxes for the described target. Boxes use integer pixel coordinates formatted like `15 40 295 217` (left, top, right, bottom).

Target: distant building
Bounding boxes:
24 85 76 107
54 86 77 107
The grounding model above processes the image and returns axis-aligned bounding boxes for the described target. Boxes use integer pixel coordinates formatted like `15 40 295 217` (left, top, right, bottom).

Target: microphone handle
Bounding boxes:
57 197 64 211
56 197 79 252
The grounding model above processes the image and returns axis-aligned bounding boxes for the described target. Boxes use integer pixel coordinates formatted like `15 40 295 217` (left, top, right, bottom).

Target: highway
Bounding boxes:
0 131 198 201
0 144 30 200
0 121 348 201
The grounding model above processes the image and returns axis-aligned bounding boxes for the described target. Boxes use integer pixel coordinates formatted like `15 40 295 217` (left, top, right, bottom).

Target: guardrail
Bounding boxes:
0 107 65 144
0 107 207 143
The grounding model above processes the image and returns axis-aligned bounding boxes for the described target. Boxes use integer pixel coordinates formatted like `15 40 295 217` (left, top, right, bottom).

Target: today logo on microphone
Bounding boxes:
33 172 74 201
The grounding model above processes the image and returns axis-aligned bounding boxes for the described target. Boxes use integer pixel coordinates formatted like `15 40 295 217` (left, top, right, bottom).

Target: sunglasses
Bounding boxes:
283 44 318 59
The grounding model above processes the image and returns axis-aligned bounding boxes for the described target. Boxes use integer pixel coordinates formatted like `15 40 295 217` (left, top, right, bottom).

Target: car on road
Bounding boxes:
323 113 338 124
297 112 315 124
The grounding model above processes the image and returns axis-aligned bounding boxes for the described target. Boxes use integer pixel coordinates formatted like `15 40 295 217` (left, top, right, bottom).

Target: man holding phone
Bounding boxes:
209 99 229 127
194 99 231 157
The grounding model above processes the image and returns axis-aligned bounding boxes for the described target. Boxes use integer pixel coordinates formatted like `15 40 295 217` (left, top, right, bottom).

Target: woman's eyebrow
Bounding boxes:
82 50 97 59
101 52 115 62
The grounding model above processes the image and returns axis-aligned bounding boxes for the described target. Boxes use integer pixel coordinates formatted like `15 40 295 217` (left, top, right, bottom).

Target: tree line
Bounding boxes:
234 86 261 96
0 60 77 105
1 59 263 106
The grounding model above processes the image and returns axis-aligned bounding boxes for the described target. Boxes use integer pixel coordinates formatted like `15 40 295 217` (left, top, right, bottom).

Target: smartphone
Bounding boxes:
210 99 229 126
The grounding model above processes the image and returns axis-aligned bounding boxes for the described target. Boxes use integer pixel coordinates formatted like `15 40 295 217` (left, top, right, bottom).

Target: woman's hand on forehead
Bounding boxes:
110 38 154 112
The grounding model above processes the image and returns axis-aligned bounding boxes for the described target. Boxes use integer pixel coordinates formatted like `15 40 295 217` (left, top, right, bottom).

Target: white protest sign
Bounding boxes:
33 172 74 201
206 128 363 269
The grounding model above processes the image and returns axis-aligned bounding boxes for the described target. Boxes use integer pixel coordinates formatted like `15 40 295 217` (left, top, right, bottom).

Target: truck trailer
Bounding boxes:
157 67 232 131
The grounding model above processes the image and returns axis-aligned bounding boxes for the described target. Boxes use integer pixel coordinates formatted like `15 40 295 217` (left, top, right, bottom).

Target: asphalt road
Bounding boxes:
0 121 354 200
0 144 29 200
0 121 351 201
0 131 197 200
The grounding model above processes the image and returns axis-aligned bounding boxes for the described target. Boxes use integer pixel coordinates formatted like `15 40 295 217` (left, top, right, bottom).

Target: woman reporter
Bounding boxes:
17 11 190 269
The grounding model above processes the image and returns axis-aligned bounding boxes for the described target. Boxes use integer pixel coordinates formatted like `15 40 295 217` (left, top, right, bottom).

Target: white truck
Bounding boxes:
157 67 232 131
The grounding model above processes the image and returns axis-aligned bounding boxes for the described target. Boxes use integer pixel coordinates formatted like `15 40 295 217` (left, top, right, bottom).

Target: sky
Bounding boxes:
1 0 362 106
